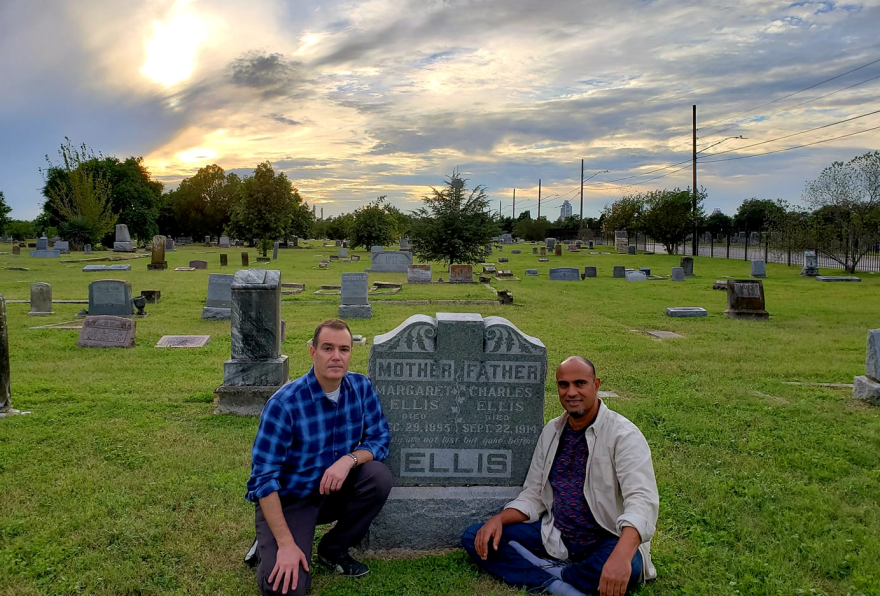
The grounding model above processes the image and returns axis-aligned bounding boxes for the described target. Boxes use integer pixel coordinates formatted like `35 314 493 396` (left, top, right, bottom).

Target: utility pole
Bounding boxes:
579 159 584 223
692 104 698 257
512 189 516 220
538 179 541 220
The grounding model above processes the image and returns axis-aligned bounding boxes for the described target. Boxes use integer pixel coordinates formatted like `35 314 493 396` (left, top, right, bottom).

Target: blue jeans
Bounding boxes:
462 521 643 594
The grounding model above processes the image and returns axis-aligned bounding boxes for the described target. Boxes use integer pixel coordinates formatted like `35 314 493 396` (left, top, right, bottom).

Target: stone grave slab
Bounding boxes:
77 316 136 348
175 267 196 271
365 313 546 550
646 330 685 339
28 283 53 316
30 250 61 258
525 269 538 276
666 307 707 318
281 283 305 295
816 276 861 282
156 335 211 348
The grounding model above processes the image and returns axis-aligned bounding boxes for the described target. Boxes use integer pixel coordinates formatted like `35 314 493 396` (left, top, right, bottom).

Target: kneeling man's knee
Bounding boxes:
362 460 392 498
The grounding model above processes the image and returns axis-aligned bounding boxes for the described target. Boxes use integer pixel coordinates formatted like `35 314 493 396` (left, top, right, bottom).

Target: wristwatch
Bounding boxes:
347 453 358 467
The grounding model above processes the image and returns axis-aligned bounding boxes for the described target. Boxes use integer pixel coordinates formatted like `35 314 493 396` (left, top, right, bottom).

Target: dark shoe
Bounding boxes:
244 537 259 569
317 550 369 578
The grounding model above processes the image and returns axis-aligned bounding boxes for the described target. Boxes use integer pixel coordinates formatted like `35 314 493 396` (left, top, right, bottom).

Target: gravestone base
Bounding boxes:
26 309 54 317
338 305 373 319
853 376 880 406
800 268 819 277
223 356 289 386
29 250 61 258
147 262 168 271
213 385 280 416
359 486 521 551
113 242 135 252
723 308 769 320
202 306 232 321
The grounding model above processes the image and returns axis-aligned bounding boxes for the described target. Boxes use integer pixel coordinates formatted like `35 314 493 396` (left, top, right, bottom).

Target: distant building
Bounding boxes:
560 200 573 220
711 208 722 216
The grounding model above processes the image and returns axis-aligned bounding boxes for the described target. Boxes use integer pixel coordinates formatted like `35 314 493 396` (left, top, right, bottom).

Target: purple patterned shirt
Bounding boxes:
549 422 615 556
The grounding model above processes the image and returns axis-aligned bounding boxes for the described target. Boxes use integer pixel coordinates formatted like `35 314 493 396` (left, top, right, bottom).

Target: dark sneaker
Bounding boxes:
244 538 259 569
317 550 370 578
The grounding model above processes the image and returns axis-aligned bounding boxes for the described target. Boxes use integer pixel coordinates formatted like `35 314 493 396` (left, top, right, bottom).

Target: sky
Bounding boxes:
1 0 879 223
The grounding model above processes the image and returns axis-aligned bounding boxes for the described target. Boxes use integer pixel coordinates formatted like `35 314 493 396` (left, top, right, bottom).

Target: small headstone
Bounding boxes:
156 335 211 348
625 271 647 282
671 267 685 282
549 267 579 281
554 245 562 257
712 280 727 290
241 252 249 267
511 250 521 255
12 245 20 256
532 247 538 255
540 247 546 256
77 316 136 348
256 257 271 263
55 241 70 254
219 236 231 248
28 283 53 316
853 330 880 405
666 307 707 318
639 267 651 276
497 289 513 304
498 257 509 263
400 238 411 250
205 235 212 246
680 256 694 277
545 238 556 250
220 254 228 267
339 273 372 319
583 266 597 278
449 264 474 283
525 269 538 276
189 260 208 270
147 235 167 270
84 244 91 254
801 251 819 276
339 248 348 258
627 246 636 255
588 241 594 249
88 280 133 316
750 260 766 278
724 280 769 320
202 274 234 320
351 255 360 262
407 265 432 284
612 266 625 279
273 242 279 260
165 237 175 252
113 224 134 252
816 276 861 282
142 290 161 303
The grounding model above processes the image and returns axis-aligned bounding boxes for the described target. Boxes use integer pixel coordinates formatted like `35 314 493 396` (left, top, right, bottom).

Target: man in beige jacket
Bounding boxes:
462 356 658 596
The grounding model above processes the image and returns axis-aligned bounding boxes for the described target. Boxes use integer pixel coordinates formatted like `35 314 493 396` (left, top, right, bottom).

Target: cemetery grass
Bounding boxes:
1 244 879 596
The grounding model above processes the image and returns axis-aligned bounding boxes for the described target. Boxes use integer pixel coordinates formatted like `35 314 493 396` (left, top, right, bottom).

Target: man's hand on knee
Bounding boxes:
269 540 309 595
319 456 355 495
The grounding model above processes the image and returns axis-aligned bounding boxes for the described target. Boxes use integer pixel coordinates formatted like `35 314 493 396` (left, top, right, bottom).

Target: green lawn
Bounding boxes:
1 243 879 596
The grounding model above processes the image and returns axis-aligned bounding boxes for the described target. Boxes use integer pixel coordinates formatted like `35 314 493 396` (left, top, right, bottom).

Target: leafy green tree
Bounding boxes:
705 212 733 235
170 164 240 238
41 139 117 246
0 191 11 235
5 219 35 241
325 213 355 241
409 170 500 266
350 196 394 249
601 195 644 234
732 198 786 231
799 151 880 273
227 162 304 256
286 199 315 241
514 216 552 242
640 188 705 255
383 203 412 242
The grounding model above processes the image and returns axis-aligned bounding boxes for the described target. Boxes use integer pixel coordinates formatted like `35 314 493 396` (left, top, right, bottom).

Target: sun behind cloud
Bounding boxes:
140 2 207 87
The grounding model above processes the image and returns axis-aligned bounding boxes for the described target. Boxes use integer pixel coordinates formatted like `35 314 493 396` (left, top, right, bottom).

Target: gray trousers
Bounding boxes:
254 461 392 596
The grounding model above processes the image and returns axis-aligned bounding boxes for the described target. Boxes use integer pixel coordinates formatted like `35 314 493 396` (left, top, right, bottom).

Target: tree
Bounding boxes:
324 213 355 241
5 219 35 241
639 188 704 255
170 164 240 239
514 216 552 242
410 170 500 266
41 139 117 247
350 196 394 249
0 191 11 236
801 151 880 273
705 212 733 235
733 198 786 231
383 203 412 241
227 162 305 255
601 195 644 234
286 199 314 241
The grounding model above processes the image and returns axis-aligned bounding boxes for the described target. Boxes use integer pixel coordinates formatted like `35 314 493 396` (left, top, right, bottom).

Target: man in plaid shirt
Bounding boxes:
246 319 392 596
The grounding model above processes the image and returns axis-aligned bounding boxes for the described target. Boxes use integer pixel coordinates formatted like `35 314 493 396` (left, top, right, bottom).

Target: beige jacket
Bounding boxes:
505 401 659 581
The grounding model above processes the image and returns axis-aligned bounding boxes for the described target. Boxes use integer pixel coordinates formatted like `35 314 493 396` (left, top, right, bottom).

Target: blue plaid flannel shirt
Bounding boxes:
246 367 391 502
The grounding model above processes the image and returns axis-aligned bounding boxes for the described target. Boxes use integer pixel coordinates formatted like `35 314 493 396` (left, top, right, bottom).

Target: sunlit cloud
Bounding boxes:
140 4 208 87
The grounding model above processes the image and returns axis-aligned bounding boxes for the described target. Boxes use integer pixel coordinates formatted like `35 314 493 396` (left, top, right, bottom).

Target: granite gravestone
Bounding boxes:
147 235 168 270
339 273 372 319
339 248 348 259
625 271 647 282
273 242 279 260
165 237 175 252
219 236 231 248
202 274 234 320
88 280 133 316
545 238 556 250
525 269 538 276
189 260 208 270
627 246 636 255
28 282 53 316
113 224 134 252
532 247 538 255
549 267 579 281
241 252 249 267
724 280 769 320
84 244 91 254
36 236 48 250
583 266 597 278
671 267 685 282
801 251 819 277
220 254 228 267
751 260 766 278
367 251 413 273
613 266 625 278
12 245 20 256
666 307 707 318
449 265 474 283
680 256 694 277
407 265 432 284
853 329 880 406
365 313 546 550
77 316 136 348
0 295 10 414
54 241 70 254
214 269 289 415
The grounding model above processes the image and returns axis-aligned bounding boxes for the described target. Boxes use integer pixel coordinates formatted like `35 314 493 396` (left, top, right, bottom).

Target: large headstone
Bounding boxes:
339 273 372 319
367 251 413 273
0 295 10 413
801 251 819 277
853 329 880 405
215 269 289 415
147 235 168 270
614 231 628 252
449 265 474 283
88 280 133 316
27 283 53 316
750 260 766 278
407 265 432 284
113 224 134 252
365 313 546 550
549 267 579 281
724 279 769 320
77 316 136 348
202 273 234 320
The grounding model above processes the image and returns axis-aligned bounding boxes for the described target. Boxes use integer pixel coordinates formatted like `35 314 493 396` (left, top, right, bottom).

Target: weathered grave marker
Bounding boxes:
147 235 167 270
724 280 769 320
77 316 136 348
613 266 625 279
671 267 685 282
156 335 211 348
408 265 432 284
220 254 228 267
853 330 880 405
113 224 134 252
680 256 694 277
801 251 818 276
449 265 474 283
27 283 53 316
189 260 208 270
241 252 249 267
